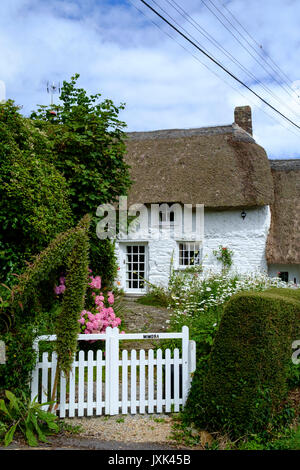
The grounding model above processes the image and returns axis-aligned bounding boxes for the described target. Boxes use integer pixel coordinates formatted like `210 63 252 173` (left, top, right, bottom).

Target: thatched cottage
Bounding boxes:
113 106 300 294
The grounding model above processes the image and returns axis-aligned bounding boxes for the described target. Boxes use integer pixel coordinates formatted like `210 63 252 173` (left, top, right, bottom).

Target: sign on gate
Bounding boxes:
31 326 196 418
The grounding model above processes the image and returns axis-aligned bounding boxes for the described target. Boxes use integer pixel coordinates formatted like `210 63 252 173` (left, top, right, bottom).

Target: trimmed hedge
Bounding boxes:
184 288 300 437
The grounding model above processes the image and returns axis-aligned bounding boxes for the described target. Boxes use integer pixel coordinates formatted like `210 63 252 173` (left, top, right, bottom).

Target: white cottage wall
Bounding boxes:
114 205 271 292
268 264 300 285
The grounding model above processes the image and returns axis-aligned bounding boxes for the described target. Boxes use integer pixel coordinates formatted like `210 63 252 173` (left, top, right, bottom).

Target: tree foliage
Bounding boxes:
31 73 131 218
0 100 72 284
31 74 131 285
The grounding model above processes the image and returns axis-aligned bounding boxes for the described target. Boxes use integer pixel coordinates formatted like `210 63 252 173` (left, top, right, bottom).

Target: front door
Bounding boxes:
124 244 147 294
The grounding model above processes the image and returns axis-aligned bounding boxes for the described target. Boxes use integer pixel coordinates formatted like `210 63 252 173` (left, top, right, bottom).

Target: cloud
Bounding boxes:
0 0 299 158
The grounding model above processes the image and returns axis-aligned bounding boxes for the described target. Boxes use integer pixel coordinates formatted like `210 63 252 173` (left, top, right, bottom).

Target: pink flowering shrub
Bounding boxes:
54 270 123 340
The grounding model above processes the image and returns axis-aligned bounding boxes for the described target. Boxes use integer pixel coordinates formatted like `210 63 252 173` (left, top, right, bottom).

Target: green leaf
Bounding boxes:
4 423 17 447
25 426 38 447
5 390 20 412
0 399 12 419
30 415 47 443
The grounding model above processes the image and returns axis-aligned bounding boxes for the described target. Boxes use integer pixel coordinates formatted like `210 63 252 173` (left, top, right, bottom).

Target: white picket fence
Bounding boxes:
31 326 196 418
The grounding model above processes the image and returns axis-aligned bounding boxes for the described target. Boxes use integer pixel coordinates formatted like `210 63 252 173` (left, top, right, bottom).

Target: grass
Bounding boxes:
136 289 170 308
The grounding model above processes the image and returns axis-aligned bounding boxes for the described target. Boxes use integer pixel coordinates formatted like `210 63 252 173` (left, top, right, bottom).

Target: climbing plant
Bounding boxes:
213 245 234 272
0 215 91 396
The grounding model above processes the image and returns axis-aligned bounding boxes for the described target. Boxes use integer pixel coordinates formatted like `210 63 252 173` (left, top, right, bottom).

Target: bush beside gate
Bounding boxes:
184 288 300 437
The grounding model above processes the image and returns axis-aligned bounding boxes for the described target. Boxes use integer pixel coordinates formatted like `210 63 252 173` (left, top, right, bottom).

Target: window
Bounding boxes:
179 242 202 266
159 206 175 227
279 271 288 282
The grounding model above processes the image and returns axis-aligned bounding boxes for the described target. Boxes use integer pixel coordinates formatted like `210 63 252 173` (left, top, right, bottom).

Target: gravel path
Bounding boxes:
64 414 177 445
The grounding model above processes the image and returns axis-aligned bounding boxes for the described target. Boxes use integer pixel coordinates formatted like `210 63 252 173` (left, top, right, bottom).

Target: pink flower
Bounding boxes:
78 317 85 325
95 295 105 306
54 284 65 295
89 276 101 290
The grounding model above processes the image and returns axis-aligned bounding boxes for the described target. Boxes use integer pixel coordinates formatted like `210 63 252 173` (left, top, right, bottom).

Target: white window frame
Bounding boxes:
120 242 148 294
177 242 202 269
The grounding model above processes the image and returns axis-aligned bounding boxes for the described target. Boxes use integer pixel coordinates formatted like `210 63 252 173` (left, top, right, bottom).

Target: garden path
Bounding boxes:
117 295 172 350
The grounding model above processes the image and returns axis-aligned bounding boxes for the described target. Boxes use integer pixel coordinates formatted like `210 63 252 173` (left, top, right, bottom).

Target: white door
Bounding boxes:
123 244 148 294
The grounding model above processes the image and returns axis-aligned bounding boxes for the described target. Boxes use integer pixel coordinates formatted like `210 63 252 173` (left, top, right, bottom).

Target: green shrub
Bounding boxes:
0 327 37 397
183 288 300 438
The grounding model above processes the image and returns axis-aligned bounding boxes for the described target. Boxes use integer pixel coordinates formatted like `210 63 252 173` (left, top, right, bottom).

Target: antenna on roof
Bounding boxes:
47 81 61 105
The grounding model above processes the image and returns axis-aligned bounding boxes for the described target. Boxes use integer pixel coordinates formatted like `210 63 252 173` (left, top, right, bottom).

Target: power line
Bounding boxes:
202 0 299 104
137 0 300 133
219 0 300 99
160 0 300 122
126 0 300 139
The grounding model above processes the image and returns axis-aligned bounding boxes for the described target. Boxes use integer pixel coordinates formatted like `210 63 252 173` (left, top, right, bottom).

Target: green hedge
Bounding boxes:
184 288 300 437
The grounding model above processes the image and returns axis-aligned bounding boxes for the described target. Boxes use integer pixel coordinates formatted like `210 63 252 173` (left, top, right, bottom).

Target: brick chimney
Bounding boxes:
234 105 252 135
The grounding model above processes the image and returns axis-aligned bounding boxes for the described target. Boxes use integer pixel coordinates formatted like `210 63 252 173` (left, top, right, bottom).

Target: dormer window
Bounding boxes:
159 205 175 229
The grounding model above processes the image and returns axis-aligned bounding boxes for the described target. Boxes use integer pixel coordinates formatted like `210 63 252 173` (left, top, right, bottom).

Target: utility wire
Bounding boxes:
127 0 300 139
137 0 300 133
219 0 300 99
202 0 299 104
161 0 300 122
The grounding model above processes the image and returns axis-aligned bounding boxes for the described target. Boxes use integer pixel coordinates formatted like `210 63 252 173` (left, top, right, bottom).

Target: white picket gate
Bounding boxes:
31 326 196 418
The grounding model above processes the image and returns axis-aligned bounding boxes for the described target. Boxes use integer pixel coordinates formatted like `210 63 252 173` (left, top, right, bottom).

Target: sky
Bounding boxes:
1 0 300 159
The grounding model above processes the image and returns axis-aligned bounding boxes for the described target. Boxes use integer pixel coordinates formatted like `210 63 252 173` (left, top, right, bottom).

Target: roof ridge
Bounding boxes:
126 123 257 142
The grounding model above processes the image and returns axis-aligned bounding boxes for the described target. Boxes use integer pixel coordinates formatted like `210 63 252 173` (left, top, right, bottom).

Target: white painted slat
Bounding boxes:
59 370 67 418
50 352 58 408
173 348 180 412
130 349 137 414
122 349 128 415
96 350 103 415
109 328 119 415
181 326 189 406
139 350 146 414
105 327 111 415
165 349 171 413
87 350 94 416
148 349 154 413
189 340 196 374
78 350 85 417
156 349 163 413
41 352 49 409
68 360 76 417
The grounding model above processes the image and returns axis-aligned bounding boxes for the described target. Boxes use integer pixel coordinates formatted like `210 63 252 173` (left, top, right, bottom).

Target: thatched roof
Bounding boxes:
266 160 300 264
124 123 274 208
